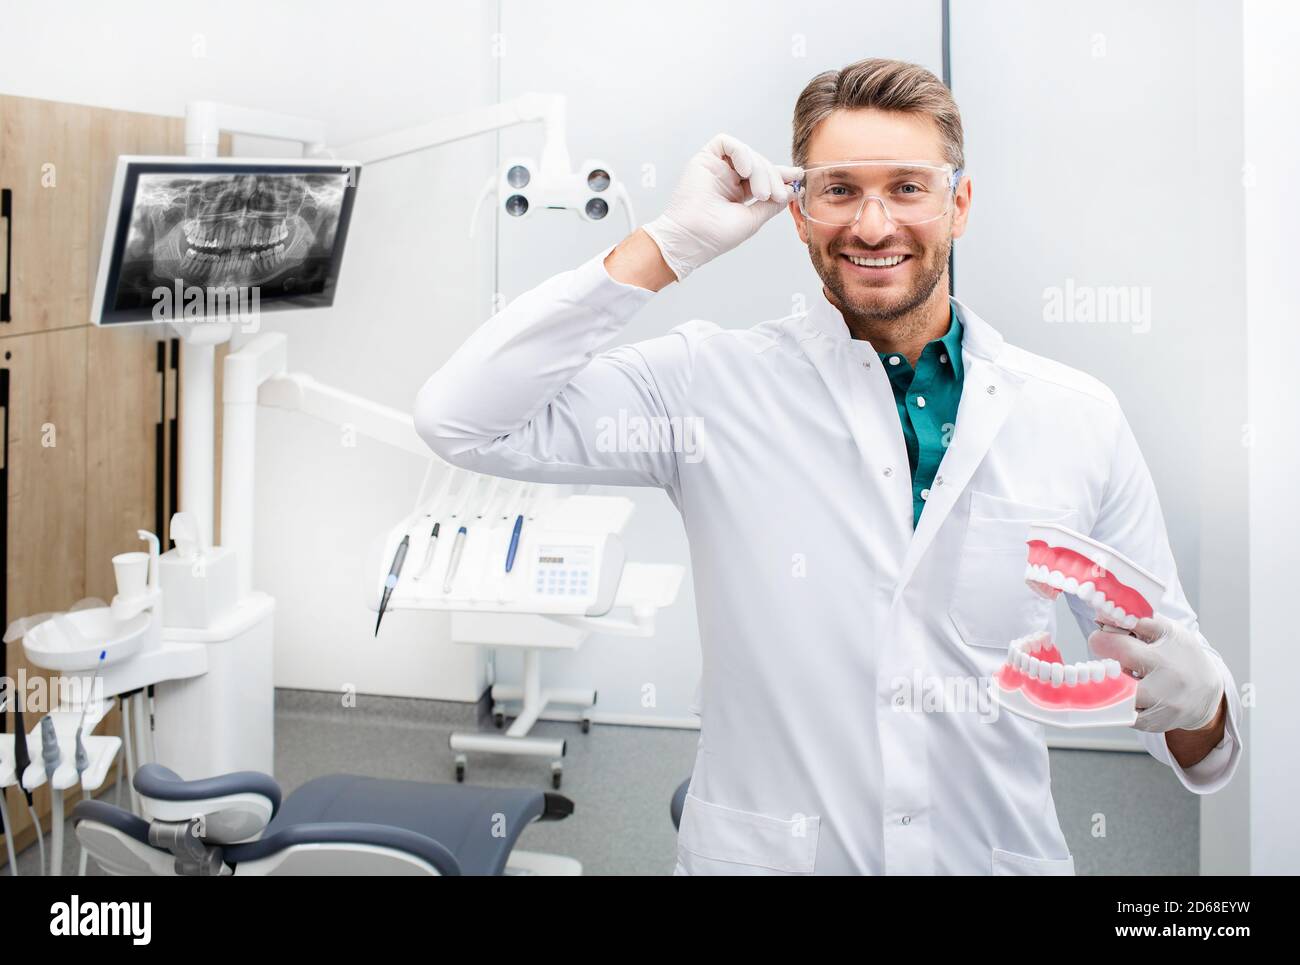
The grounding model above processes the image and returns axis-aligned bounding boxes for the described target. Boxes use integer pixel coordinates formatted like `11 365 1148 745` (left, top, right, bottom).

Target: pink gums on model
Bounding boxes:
994 641 1136 710
1025 540 1154 619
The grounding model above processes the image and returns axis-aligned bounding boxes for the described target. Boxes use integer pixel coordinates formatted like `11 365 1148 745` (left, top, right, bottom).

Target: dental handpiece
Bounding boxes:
40 716 60 780
416 520 441 580
375 534 409 636
442 526 468 594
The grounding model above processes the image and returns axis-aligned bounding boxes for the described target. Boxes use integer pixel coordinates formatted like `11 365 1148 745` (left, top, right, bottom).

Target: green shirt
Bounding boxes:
878 307 964 528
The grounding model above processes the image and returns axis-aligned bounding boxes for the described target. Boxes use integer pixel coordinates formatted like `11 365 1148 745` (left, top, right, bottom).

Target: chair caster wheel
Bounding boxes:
551 764 563 790
493 712 505 729
455 754 467 783
581 717 591 734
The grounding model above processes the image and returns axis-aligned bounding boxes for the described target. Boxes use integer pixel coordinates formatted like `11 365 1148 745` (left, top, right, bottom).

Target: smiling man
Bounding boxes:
414 58 1243 875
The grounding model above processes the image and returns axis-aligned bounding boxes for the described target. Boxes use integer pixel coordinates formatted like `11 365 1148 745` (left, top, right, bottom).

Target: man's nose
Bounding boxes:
850 197 897 245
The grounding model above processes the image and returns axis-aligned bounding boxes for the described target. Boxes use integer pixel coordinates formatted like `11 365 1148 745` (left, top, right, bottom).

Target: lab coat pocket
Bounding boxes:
949 491 1076 650
991 848 1076 876
676 792 819 875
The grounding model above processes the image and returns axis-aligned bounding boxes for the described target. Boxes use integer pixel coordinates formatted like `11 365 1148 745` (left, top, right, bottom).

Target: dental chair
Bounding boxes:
72 764 578 875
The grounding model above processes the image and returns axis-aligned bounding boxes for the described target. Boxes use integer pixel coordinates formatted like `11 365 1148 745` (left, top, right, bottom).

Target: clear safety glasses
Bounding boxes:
793 160 963 228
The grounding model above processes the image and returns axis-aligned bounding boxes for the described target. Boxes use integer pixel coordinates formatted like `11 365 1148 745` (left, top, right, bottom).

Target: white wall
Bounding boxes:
1243 0 1297 876
492 0 944 725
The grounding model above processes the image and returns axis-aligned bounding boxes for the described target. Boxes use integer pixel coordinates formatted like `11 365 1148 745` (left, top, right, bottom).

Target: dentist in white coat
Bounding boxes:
415 58 1242 875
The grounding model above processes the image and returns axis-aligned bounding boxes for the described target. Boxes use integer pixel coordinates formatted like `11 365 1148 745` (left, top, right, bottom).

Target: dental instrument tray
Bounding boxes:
989 522 1166 729
370 482 635 619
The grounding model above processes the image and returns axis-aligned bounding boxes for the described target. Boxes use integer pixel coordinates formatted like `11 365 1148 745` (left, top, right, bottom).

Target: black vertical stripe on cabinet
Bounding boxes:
1 189 12 323
155 340 165 545
168 338 179 549
0 365 26 808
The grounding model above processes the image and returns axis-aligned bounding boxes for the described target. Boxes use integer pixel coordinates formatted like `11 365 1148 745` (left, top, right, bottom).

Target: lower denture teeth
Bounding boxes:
1064 665 1078 686
1036 662 1052 683
1104 660 1121 679
1050 663 1064 687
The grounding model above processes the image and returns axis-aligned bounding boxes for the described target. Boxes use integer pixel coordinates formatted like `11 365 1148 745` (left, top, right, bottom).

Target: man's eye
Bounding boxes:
896 183 925 195
825 184 854 196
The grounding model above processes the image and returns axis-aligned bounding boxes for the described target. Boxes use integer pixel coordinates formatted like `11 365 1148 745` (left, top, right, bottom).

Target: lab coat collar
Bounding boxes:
802 287 1006 366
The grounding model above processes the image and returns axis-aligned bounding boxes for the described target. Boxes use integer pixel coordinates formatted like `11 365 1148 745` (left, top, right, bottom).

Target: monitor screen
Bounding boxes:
92 157 360 325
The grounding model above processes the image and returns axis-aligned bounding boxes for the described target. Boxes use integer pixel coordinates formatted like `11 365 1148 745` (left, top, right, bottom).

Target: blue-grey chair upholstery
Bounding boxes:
670 777 689 831
74 767 569 876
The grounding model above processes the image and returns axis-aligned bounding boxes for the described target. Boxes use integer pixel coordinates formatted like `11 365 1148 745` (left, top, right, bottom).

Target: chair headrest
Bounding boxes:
134 763 282 843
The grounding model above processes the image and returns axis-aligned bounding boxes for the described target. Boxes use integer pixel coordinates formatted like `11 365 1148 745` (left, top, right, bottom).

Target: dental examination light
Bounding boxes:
470 155 635 235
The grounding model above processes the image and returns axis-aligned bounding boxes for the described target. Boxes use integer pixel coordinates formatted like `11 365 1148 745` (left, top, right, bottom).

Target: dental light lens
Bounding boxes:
506 165 530 188
586 168 610 192
505 194 529 217
585 197 608 220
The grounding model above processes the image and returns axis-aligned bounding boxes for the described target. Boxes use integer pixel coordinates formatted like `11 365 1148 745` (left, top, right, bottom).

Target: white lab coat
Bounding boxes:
414 243 1243 875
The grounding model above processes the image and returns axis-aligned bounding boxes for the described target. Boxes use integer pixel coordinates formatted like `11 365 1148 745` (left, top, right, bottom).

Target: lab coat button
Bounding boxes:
920 488 930 500
901 816 912 826
987 385 997 395
940 353 948 364
889 355 901 366
883 467 893 477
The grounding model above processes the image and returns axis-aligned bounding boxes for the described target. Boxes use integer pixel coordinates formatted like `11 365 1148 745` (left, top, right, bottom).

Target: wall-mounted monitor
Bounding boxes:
91 156 361 326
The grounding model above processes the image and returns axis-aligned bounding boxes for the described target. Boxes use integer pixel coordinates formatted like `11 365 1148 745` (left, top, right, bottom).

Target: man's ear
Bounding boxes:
950 175 973 241
790 199 810 245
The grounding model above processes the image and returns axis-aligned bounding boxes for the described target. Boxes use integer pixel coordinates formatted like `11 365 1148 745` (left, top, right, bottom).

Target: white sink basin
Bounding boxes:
22 608 150 672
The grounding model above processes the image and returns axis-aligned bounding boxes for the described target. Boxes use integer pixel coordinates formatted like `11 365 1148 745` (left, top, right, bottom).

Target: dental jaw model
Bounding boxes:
991 523 1165 728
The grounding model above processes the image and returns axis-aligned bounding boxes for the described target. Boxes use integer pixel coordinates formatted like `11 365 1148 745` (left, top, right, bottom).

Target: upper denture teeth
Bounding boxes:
1046 570 1066 589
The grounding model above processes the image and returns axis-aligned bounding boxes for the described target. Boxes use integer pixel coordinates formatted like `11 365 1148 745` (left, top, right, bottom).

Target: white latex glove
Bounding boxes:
1088 614 1226 733
642 133 802 282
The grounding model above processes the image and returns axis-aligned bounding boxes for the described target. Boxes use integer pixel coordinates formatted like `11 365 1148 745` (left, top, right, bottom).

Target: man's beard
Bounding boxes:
810 233 951 323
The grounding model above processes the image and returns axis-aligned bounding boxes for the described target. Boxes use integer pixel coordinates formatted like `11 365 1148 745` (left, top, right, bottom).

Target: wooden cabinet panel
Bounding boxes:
1 326 87 858
0 96 92 335
84 105 188 589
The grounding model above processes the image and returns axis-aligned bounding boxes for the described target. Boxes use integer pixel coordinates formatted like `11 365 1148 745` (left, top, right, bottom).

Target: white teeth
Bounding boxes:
1050 663 1064 687
1028 656 1040 677
1090 661 1106 683
1077 581 1095 600
1104 660 1122 679
1063 577 1078 594
1037 661 1052 683
847 254 905 267
1064 664 1078 686
1047 570 1066 589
